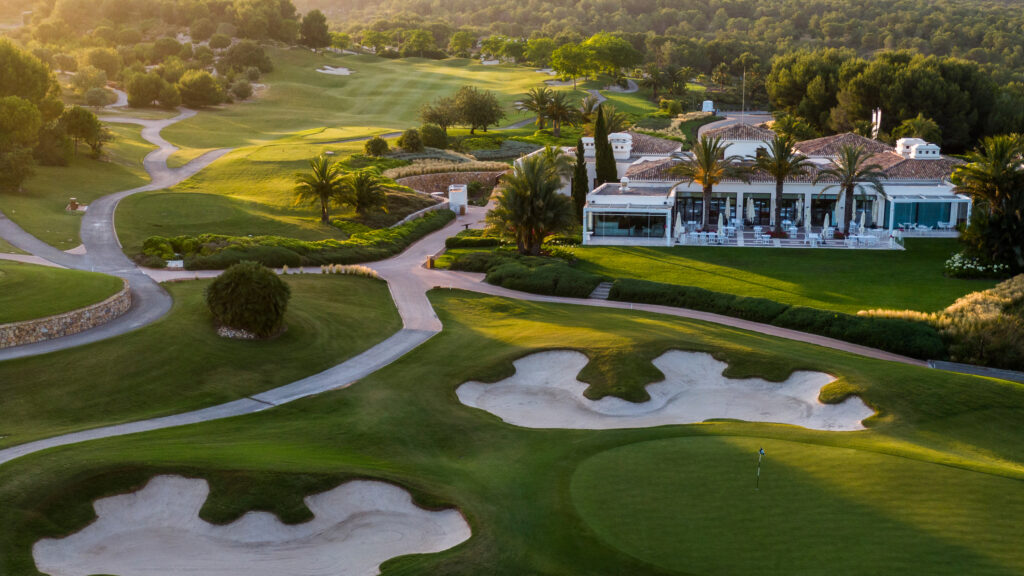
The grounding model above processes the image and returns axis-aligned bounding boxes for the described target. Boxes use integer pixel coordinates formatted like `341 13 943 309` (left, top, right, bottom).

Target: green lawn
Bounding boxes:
160 49 553 152
0 274 400 448
574 238 996 313
0 238 26 254
2 290 1021 575
0 123 153 250
0 261 123 323
116 130 416 256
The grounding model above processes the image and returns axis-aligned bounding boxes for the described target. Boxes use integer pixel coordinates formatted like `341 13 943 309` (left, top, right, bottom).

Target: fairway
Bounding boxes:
0 262 123 324
160 48 549 152
574 239 996 313
0 275 400 447
2 291 1021 575
0 123 153 250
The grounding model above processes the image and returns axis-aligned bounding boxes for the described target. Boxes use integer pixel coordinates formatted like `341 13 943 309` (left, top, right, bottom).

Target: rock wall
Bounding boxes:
0 279 131 349
396 171 506 194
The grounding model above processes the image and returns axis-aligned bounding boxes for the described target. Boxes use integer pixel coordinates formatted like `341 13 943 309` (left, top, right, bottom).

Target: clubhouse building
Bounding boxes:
556 124 971 247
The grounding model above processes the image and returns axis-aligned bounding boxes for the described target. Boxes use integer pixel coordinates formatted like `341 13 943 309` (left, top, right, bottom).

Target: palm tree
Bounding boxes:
603 104 631 133
487 154 575 255
640 65 668 98
813 144 886 235
538 145 573 181
671 135 748 229
893 113 942 144
515 86 553 129
340 168 390 216
672 66 695 95
294 154 345 223
753 134 812 234
951 135 1024 268
578 93 601 124
544 91 578 138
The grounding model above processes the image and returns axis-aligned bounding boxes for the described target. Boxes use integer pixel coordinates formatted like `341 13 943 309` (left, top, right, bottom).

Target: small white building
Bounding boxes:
582 178 676 246
448 184 468 214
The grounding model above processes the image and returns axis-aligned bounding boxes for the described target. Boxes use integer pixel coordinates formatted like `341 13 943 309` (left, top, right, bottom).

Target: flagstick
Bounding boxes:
755 448 764 490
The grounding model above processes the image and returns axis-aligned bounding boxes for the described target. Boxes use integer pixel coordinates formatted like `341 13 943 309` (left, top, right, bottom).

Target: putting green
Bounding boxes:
571 436 1024 575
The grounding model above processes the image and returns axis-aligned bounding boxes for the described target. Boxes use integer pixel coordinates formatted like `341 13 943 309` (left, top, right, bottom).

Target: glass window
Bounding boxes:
593 213 667 238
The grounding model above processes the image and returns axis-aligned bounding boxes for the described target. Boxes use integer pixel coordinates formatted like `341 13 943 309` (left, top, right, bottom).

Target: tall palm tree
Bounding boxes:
487 154 575 255
813 144 886 235
544 91 578 138
753 134 812 234
951 135 1024 268
340 168 390 216
294 154 345 223
515 86 553 129
671 135 748 229
538 145 573 181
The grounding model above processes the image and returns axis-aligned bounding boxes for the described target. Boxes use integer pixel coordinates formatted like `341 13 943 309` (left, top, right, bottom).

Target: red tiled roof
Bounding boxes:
701 122 775 141
625 131 682 155
625 158 680 180
794 132 892 157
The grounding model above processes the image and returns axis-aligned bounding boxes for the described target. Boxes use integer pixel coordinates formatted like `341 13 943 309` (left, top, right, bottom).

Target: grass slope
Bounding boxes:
1 291 1021 575
161 49 548 152
0 262 123 323
0 123 153 250
0 275 400 447
116 130 411 256
574 238 996 313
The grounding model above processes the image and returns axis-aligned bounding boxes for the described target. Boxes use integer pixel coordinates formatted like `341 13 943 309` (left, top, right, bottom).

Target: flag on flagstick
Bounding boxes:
756 447 765 490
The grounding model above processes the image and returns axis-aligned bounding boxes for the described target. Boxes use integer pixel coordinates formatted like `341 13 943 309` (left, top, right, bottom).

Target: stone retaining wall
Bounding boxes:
0 279 131 349
396 171 506 194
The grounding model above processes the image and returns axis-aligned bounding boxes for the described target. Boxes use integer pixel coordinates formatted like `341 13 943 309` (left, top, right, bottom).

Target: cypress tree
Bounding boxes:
593 104 617 186
571 138 588 221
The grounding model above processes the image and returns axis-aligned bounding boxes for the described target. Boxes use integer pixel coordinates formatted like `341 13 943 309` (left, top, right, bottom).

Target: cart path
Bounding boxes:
0 108 231 362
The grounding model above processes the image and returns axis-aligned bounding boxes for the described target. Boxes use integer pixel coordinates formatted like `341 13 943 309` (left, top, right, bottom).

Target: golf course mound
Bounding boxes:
456 350 873 431
33 475 471 576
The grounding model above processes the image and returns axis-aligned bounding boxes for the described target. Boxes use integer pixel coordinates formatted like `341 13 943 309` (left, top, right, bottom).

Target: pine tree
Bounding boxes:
593 105 617 186
571 138 588 220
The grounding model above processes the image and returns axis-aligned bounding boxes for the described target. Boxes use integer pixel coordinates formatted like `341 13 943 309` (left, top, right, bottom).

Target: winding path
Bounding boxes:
0 108 231 362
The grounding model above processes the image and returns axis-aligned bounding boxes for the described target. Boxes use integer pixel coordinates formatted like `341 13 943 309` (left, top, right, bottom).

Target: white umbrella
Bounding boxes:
717 211 725 232
805 204 813 232
675 211 684 239
795 198 803 225
859 209 866 232
747 198 755 222
824 213 830 230
725 197 732 225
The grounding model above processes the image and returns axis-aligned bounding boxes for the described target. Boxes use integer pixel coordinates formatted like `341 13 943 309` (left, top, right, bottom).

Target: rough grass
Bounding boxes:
1 290 1022 575
0 275 400 447
0 123 153 249
0 261 123 323
574 239 997 313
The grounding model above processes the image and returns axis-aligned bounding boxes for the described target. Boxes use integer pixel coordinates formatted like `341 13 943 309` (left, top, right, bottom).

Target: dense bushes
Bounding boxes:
143 210 454 269
448 250 603 297
205 261 291 338
445 229 503 249
609 278 947 360
364 136 388 156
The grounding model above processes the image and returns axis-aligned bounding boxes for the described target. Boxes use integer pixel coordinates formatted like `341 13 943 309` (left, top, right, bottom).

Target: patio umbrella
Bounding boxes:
725 197 732 225
717 211 724 232
873 197 884 226
805 204 813 231
859 210 866 232
747 198 755 222
675 211 683 238
795 198 803 224
824 213 830 230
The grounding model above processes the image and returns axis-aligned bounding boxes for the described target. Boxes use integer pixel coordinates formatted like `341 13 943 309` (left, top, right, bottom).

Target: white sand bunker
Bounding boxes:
317 65 354 75
456 350 874 431
33 475 471 576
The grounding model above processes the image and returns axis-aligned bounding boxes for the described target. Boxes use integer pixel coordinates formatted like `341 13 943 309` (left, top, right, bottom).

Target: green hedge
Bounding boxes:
448 250 603 297
445 236 503 249
143 210 455 270
609 278 946 360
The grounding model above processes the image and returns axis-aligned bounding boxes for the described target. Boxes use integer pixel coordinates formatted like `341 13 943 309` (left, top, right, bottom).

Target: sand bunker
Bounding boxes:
317 66 354 75
34 475 471 576
456 350 874 431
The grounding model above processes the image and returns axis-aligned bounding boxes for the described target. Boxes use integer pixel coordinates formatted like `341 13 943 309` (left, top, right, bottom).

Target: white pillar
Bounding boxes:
664 211 672 246
736 190 744 227
804 191 813 227
769 192 777 227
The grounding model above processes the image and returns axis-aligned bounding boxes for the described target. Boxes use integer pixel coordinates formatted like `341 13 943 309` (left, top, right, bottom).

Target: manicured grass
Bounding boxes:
574 238 996 313
1 290 1021 575
116 130 416 255
0 123 153 249
161 49 556 151
0 274 400 447
0 238 26 254
0 262 123 323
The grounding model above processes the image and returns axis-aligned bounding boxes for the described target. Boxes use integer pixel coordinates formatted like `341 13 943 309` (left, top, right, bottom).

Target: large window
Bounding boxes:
593 213 667 238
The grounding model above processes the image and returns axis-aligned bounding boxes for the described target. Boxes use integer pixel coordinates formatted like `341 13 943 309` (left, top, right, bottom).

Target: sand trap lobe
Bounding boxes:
33 475 471 576
457 350 873 431
317 66 354 75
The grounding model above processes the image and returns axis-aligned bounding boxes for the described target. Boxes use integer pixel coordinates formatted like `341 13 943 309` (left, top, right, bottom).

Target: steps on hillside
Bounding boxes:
589 282 613 300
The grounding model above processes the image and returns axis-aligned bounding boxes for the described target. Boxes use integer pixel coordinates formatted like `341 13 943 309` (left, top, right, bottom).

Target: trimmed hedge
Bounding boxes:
448 250 603 297
445 236 503 249
609 278 946 360
143 210 455 270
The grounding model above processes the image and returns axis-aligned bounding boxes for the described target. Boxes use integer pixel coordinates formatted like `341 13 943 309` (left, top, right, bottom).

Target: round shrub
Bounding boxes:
420 123 447 148
85 87 109 107
397 128 423 152
205 261 291 338
230 79 253 100
364 135 388 156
